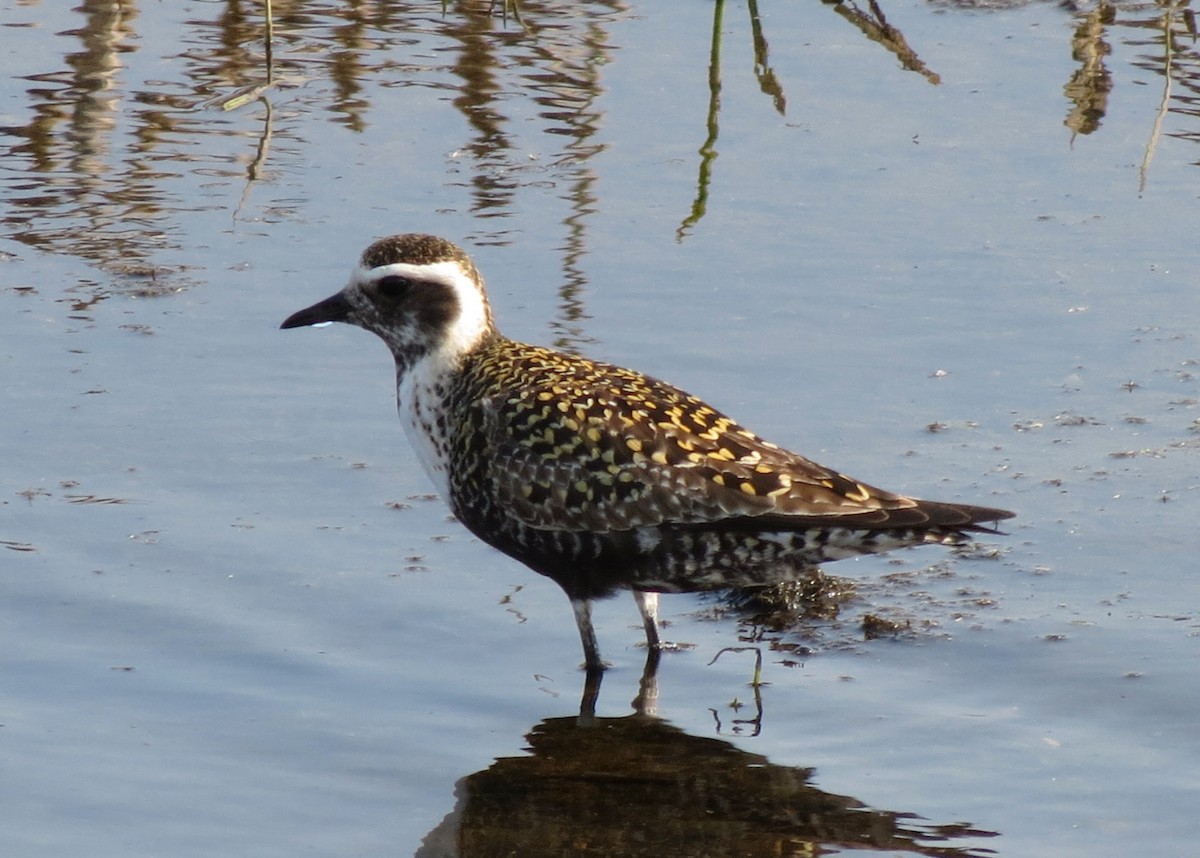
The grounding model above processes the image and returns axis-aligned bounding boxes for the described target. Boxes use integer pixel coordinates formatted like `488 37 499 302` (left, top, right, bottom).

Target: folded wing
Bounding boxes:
476 360 1007 534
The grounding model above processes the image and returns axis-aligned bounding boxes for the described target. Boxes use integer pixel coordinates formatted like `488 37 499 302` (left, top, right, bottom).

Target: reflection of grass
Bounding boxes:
441 0 525 28
493 0 525 29
675 0 792 241
1063 4 1114 138
677 0 938 240
676 0 725 242
1140 37 1169 194
217 0 276 110
1138 2 1191 192
831 0 940 85
749 0 787 114
13 1 1200 291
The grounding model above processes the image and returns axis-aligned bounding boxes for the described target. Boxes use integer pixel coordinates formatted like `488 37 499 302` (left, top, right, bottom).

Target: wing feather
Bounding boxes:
474 360 926 534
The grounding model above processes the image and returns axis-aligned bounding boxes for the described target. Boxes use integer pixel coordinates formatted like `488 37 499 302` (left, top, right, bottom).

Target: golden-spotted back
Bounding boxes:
456 341 908 531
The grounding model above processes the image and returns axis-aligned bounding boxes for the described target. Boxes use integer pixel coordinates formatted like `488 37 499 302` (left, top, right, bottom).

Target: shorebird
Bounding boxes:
282 234 1013 672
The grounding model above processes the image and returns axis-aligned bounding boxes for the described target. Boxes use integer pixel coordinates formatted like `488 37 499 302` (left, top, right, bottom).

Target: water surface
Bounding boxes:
2 1 1198 855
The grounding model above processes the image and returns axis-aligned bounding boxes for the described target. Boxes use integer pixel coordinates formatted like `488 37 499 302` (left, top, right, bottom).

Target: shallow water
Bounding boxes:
2 1 1199 855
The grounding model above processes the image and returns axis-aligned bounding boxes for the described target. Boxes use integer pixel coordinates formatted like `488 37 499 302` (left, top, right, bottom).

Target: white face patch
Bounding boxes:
415 260 490 357
347 259 492 361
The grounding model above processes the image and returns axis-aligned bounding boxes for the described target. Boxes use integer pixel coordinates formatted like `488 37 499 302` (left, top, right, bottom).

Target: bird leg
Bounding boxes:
573 591 663 673
571 597 605 672
633 590 661 650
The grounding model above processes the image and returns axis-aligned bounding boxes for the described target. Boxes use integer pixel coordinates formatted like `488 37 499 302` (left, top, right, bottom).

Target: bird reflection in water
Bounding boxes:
416 653 1000 858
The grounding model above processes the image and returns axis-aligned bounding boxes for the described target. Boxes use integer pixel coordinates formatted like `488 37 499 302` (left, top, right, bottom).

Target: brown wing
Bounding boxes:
476 358 957 534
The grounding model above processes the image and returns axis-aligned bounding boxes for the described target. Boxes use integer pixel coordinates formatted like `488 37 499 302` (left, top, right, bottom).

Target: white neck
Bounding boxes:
395 349 457 501
349 258 493 502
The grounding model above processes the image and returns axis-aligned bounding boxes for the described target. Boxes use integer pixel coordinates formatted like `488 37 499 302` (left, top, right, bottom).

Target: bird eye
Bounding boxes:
376 274 411 298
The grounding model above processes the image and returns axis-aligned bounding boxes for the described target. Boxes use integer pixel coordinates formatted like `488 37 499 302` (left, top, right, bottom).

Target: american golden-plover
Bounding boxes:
282 234 1013 671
